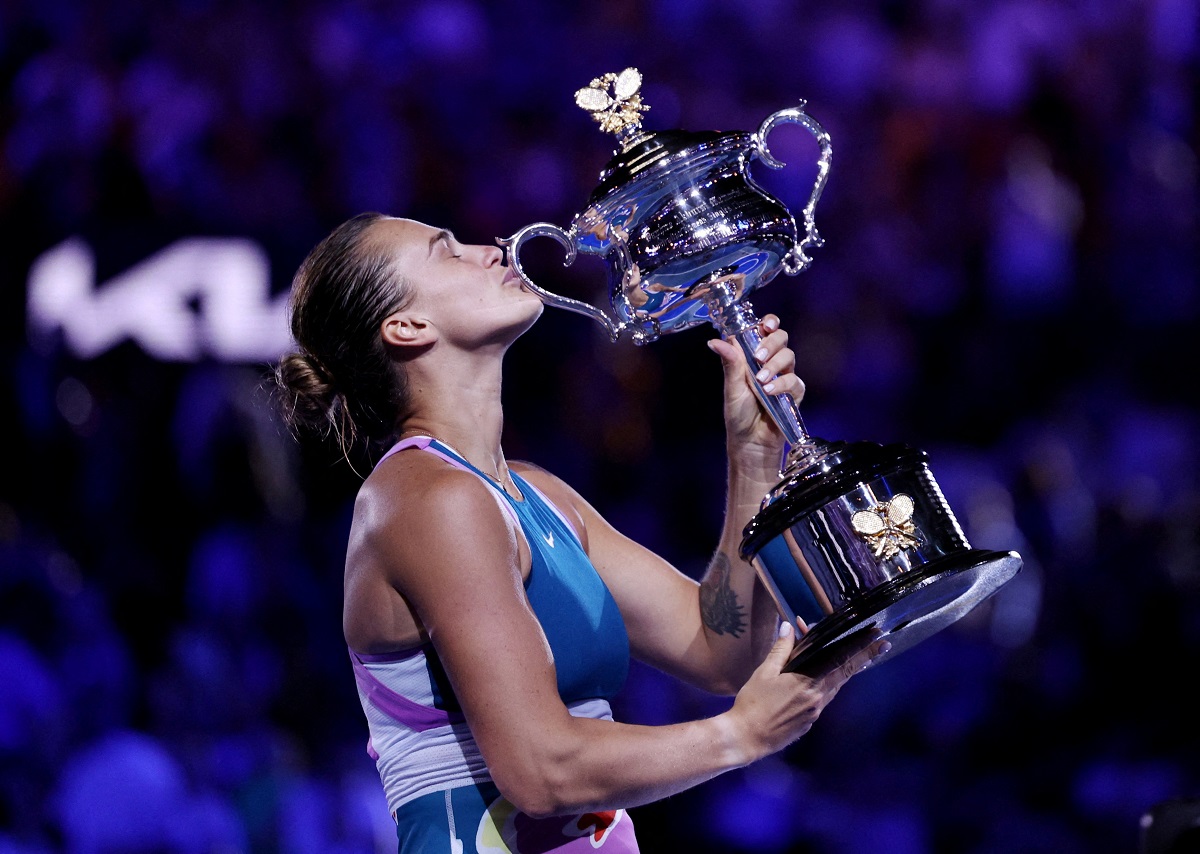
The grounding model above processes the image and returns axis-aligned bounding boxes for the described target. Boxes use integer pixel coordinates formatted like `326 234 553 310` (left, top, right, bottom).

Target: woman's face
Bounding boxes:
368 217 544 350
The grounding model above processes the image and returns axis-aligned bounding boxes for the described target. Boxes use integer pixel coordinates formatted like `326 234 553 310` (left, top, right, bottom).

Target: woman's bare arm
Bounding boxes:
350 457 886 819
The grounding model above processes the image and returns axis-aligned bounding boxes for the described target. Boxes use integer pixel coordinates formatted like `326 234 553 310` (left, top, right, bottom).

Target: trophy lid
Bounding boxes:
587 129 750 204
575 68 750 205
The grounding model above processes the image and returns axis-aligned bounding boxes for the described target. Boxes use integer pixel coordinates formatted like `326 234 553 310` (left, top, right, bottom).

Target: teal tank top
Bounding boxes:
380 436 630 705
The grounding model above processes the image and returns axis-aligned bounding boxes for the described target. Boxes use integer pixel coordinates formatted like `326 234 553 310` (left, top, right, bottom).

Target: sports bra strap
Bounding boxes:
377 435 456 468
376 436 522 531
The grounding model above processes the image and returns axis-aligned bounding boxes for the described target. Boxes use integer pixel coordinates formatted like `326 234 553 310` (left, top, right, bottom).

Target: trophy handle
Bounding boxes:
499 222 626 341
755 103 832 275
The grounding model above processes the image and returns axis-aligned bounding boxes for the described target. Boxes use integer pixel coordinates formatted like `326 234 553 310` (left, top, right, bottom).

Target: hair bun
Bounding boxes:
272 351 344 438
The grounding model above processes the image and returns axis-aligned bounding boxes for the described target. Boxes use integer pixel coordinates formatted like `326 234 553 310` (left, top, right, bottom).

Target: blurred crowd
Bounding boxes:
1 0 1197 852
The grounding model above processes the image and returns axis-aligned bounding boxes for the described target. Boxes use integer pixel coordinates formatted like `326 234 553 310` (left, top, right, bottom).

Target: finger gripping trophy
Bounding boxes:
503 68 1022 672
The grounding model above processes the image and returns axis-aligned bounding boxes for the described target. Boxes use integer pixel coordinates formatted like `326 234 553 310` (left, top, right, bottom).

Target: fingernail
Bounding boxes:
754 347 768 361
765 317 779 330
778 621 792 639
762 381 776 393
755 368 769 382
877 641 892 656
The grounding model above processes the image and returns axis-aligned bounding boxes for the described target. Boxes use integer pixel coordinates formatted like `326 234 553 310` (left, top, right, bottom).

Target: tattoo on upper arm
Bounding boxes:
699 553 746 638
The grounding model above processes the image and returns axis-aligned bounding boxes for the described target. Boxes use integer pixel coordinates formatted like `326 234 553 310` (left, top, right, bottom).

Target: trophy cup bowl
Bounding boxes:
503 68 1022 672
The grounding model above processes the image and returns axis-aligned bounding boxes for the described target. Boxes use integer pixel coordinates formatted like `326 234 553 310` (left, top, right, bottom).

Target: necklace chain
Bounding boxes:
400 432 510 488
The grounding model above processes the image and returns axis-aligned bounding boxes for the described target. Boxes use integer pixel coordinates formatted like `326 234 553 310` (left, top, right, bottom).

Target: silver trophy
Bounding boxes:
503 68 1022 672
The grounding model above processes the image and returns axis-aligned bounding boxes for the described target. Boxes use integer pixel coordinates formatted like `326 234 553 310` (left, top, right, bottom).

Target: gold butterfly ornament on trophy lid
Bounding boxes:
573 68 650 143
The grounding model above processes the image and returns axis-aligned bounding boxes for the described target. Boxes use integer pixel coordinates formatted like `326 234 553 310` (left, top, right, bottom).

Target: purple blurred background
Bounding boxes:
2 0 1198 852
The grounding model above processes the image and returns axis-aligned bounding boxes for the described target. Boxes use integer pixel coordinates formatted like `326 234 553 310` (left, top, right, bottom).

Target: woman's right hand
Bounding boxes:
724 623 890 762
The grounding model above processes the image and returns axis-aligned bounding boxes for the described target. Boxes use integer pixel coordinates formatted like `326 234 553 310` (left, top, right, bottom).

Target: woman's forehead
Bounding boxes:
370 216 438 244
364 217 446 262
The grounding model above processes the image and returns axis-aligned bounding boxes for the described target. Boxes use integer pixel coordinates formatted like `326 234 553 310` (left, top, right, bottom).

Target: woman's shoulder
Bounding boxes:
355 449 512 540
345 451 532 653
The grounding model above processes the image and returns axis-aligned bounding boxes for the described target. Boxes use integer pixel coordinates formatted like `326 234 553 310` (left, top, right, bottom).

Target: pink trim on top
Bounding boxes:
375 436 521 528
350 650 465 732
376 435 459 470
380 437 582 545
353 645 430 664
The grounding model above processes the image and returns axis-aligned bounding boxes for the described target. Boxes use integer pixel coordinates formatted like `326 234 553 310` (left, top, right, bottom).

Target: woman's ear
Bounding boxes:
380 311 437 349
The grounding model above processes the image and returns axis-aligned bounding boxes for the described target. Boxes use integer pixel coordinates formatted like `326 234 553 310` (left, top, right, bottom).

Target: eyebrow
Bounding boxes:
427 229 455 255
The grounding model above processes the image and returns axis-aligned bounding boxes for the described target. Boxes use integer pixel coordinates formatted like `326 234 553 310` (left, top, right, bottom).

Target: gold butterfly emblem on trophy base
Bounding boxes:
851 493 921 560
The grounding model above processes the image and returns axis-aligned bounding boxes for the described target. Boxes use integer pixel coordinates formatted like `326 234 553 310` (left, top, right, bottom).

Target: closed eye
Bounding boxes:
429 229 462 258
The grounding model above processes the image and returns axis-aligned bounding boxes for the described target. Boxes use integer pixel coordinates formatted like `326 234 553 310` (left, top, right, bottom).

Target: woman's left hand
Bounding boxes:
707 314 805 472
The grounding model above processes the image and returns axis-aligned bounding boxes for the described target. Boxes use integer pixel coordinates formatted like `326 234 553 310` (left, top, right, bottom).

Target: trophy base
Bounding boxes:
782 548 1022 675
741 438 1023 675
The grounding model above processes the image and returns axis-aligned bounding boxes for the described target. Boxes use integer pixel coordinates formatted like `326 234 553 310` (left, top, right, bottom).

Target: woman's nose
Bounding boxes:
480 244 504 266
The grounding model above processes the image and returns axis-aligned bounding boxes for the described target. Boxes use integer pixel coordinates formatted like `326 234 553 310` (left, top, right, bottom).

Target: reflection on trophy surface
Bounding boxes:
503 68 1023 672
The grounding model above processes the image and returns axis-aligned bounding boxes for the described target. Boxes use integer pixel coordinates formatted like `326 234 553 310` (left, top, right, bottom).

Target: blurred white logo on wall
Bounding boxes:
27 238 293 362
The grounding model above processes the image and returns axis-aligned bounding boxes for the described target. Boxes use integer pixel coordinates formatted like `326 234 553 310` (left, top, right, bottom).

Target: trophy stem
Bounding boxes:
704 282 821 469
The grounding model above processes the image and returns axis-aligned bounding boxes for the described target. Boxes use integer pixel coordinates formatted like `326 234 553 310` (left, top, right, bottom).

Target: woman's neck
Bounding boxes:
397 356 508 482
